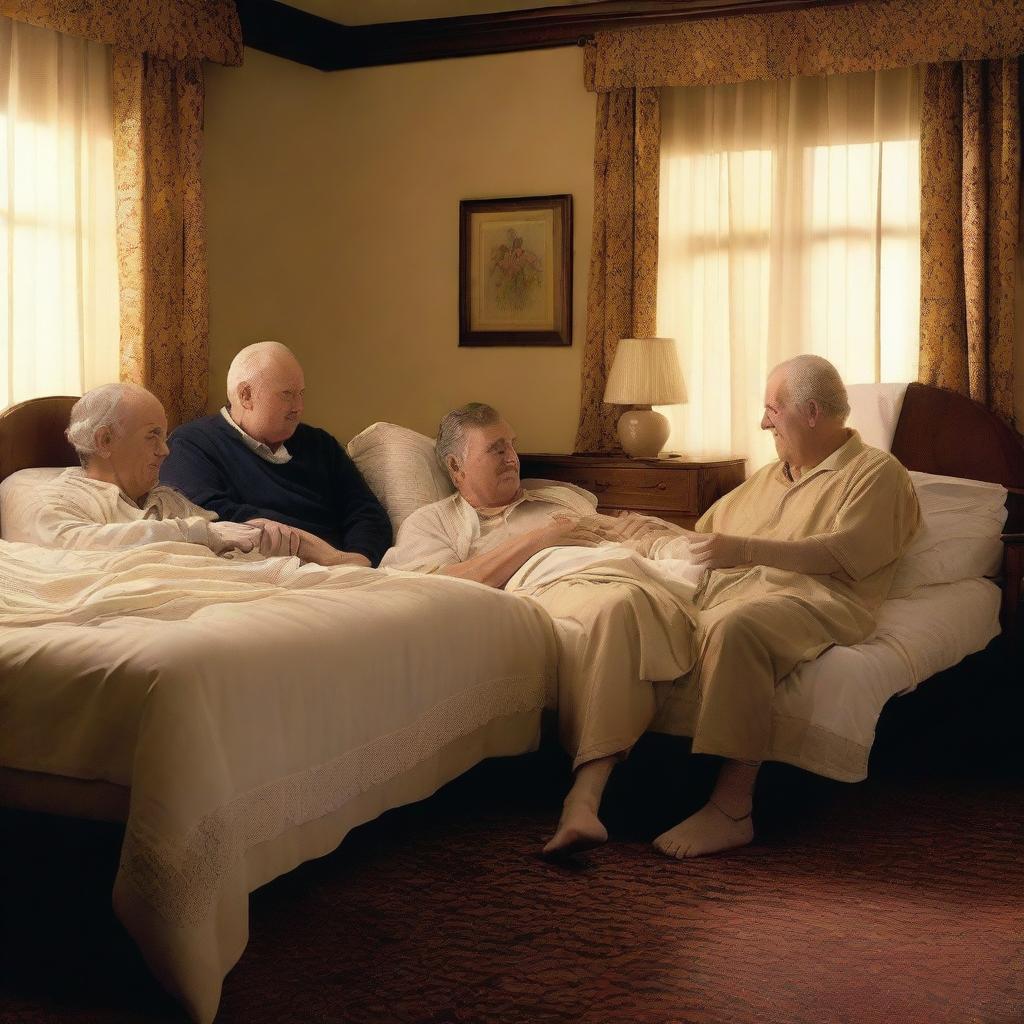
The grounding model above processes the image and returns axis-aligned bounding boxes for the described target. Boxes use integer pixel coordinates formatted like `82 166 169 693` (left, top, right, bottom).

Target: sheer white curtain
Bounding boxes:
0 16 119 410
657 67 921 469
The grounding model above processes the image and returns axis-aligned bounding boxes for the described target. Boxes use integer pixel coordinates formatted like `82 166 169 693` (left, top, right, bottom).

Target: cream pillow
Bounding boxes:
0 467 65 541
845 382 909 452
889 471 1007 597
347 422 454 533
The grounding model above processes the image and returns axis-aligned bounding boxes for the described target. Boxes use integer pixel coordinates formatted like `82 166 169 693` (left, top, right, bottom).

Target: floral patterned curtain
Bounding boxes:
584 0 1024 92
575 87 660 453
919 59 1020 428
0 0 242 426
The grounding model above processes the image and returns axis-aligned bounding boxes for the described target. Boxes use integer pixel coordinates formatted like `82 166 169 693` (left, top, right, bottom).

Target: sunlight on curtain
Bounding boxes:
657 67 921 470
0 16 119 410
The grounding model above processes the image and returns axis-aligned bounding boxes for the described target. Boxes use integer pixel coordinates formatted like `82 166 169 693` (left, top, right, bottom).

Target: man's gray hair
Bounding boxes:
436 403 501 481
66 382 151 465
773 354 850 422
226 340 297 406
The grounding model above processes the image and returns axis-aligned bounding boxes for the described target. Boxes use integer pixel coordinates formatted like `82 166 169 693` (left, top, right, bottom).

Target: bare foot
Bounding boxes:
542 799 608 858
653 801 754 859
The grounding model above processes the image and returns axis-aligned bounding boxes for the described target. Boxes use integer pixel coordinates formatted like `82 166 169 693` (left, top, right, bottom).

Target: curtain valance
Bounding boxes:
584 0 1024 92
0 0 242 65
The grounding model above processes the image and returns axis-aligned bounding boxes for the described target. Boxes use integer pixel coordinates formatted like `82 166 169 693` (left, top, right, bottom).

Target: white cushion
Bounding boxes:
347 422 454 533
0 467 64 540
889 471 1007 597
845 382 909 452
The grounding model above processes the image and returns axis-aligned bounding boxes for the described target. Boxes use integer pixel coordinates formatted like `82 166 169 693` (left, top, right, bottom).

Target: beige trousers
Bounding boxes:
530 577 697 770
689 594 864 762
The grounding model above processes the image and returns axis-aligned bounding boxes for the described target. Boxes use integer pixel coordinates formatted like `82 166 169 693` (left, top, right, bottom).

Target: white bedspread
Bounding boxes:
0 540 555 1023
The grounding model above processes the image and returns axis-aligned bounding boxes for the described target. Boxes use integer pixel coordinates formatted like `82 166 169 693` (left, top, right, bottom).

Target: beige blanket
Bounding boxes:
0 540 554 1023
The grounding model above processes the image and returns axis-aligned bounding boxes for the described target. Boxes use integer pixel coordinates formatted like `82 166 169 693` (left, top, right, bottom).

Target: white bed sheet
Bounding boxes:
653 576 1002 780
0 540 555 1024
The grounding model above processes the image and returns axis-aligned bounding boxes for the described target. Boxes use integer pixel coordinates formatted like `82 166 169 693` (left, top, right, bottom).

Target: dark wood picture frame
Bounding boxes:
459 194 572 347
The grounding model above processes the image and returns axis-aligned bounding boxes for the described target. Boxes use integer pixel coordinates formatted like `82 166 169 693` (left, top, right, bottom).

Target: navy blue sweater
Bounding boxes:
160 415 392 566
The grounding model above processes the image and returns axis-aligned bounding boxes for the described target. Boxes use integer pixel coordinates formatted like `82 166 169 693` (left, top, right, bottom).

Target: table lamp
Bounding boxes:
603 337 686 458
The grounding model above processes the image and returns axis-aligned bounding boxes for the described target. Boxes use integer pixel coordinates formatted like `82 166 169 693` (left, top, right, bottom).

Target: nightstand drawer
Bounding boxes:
543 465 699 514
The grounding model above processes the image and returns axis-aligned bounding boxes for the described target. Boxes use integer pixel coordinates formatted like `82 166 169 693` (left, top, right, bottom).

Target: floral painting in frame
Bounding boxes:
459 195 572 347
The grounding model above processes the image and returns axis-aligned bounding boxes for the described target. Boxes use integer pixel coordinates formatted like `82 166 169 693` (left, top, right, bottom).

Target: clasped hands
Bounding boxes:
206 518 370 567
540 510 683 553
540 512 749 569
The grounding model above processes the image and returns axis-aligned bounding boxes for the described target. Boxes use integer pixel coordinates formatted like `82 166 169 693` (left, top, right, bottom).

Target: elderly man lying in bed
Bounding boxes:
15 382 348 565
383 355 919 859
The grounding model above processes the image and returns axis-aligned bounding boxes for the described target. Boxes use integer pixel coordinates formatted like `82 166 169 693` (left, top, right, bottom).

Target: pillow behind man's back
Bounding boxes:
347 422 454 535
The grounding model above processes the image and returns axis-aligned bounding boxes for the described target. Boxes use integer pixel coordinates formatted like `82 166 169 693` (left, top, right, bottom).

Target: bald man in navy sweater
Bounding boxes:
161 341 391 567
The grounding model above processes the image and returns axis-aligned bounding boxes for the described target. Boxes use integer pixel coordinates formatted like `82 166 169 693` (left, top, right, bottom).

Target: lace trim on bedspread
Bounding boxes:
118 673 545 927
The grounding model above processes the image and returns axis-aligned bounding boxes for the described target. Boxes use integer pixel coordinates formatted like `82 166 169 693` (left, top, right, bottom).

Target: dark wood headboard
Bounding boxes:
891 383 1024 533
0 395 78 486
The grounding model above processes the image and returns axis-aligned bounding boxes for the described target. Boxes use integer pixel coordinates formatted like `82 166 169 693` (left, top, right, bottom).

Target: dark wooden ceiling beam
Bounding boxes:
235 0 868 71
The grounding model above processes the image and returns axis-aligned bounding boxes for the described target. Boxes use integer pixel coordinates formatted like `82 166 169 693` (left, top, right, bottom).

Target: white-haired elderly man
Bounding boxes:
159 341 391 567
383 356 919 860
14 383 260 555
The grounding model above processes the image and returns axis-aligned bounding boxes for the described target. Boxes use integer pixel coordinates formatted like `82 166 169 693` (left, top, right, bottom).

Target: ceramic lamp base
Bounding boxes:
617 409 671 458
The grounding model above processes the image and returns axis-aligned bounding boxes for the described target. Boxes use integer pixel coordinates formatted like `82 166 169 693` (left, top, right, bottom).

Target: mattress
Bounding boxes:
653 576 1002 780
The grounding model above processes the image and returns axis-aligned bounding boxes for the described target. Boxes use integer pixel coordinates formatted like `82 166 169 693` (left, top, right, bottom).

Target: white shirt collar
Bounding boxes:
220 407 292 464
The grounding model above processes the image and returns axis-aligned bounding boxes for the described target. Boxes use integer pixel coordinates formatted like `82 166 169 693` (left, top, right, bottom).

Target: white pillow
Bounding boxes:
845 382 909 452
0 467 65 541
347 422 454 533
889 471 1007 597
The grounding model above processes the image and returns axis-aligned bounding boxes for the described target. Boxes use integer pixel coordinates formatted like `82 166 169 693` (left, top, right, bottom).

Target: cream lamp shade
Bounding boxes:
603 337 686 458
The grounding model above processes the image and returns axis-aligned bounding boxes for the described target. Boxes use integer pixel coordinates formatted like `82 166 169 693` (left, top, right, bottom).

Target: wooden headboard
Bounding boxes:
0 395 78 485
891 383 1024 532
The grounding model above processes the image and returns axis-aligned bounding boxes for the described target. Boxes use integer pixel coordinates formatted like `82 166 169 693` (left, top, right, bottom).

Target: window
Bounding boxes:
0 16 119 410
657 67 921 468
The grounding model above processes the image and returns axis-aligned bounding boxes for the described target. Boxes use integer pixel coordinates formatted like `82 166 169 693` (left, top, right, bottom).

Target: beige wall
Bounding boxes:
203 46 595 453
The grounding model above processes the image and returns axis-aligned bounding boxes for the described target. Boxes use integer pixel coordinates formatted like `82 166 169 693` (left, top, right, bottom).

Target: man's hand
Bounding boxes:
208 521 263 555
538 514 606 550
295 529 371 567
682 530 749 570
245 517 302 557
606 511 681 542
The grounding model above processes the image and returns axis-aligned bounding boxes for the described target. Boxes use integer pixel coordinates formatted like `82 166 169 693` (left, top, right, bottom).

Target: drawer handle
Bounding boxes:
591 480 670 494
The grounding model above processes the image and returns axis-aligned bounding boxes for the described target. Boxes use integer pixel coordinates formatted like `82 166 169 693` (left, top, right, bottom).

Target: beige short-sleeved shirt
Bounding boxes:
380 482 598 574
696 431 920 616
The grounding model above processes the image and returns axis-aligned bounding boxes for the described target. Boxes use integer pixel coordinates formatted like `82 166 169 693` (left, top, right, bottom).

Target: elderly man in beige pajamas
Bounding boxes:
384 354 919 859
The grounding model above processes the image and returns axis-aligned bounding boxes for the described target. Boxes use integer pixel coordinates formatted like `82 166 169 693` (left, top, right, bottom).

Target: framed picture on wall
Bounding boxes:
459 194 572 347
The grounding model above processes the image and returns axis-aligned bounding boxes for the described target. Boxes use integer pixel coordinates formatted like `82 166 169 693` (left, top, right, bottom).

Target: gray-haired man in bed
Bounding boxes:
14 382 346 564
383 356 919 861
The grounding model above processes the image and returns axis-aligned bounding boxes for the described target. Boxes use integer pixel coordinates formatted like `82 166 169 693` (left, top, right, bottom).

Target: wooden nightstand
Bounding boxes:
518 452 746 528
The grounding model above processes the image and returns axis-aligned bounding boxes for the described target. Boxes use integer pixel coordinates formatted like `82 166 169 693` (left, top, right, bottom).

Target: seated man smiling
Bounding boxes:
16 382 346 564
384 355 920 860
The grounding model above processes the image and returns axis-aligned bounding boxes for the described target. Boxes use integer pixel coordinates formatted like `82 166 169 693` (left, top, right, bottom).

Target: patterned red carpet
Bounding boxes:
2 744 1022 1024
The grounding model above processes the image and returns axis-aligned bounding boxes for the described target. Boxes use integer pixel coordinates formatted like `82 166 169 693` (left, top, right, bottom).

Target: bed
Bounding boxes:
0 397 556 1024
1 384 1022 1022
